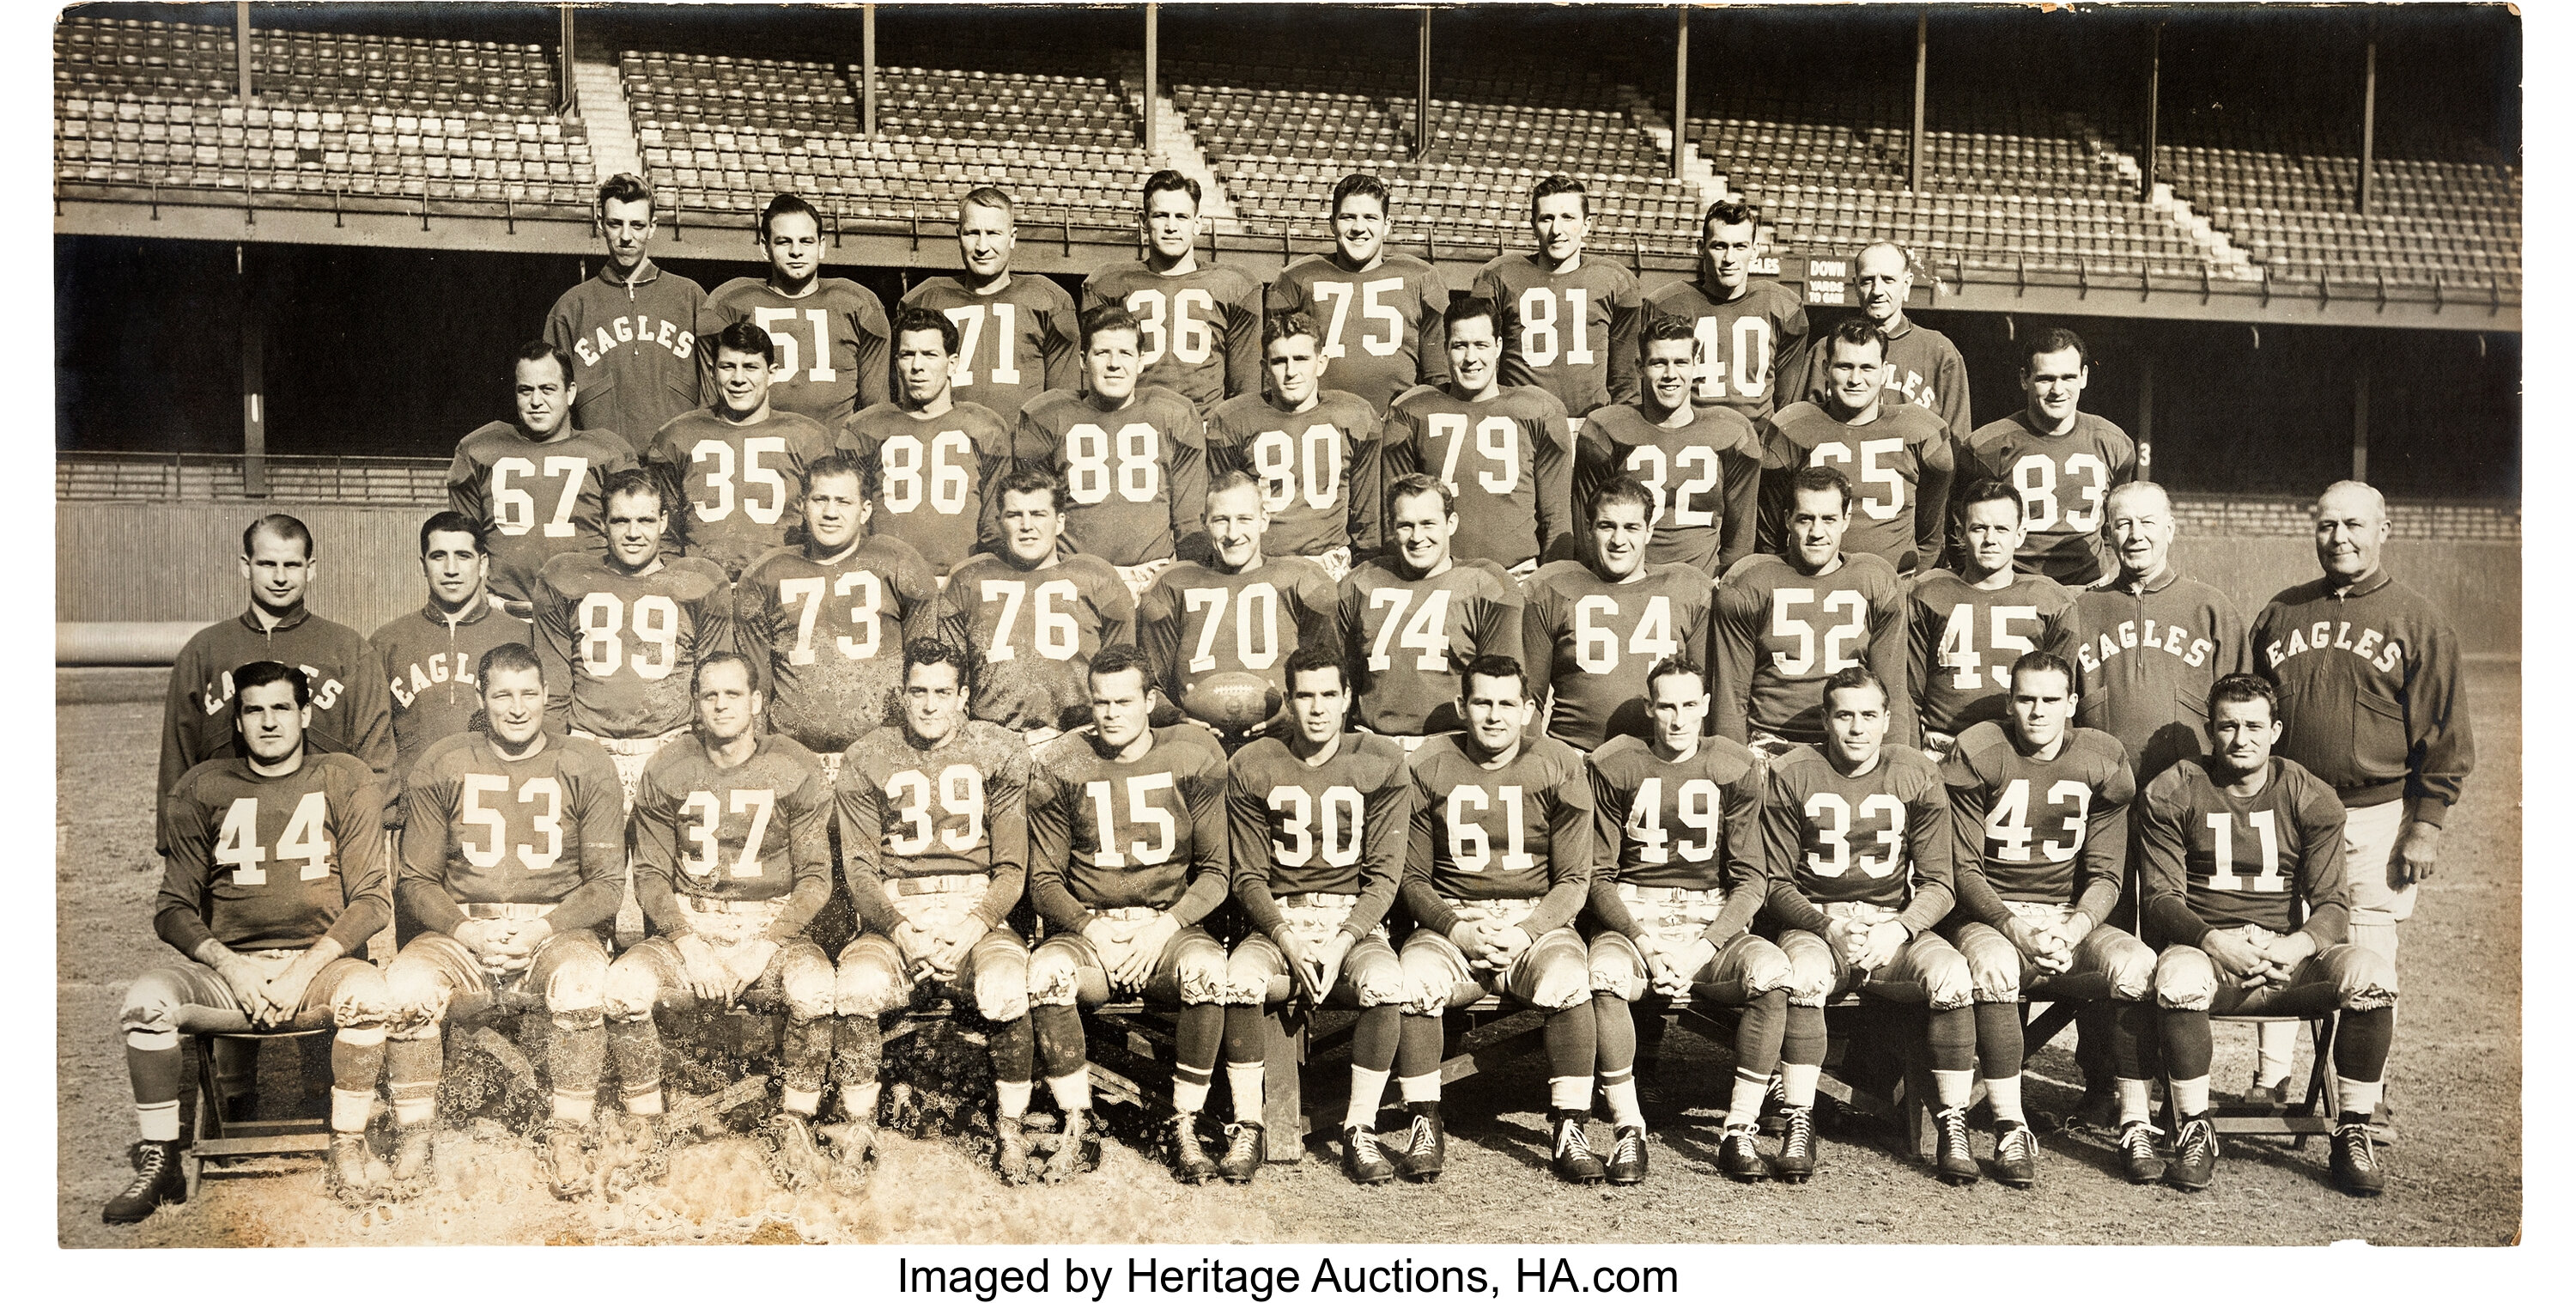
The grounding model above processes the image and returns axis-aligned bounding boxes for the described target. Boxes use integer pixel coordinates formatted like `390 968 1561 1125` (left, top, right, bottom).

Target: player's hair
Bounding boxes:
241 513 313 560
1079 303 1144 351
478 641 544 689
230 660 312 714
1644 655 1708 697
1824 316 1887 362
1587 475 1656 521
1820 663 1889 711
1283 643 1349 695
1459 654 1529 702
1206 468 1264 508
1264 310 1320 351
2008 650 2077 697
800 448 872 502
757 192 822 245
1331 172 1391 217
959 185 1015 223
417 509 486 554
1385 471 1456 521
595 171 653 216
1700 197 1759 240
2021 326 2091 371
511 338 577 389
902 636 970 687
993 465 1070 514
1857 240 1917 277
1958 478 2023 520
1086 643 1152 694
1443 294 1500 336
1639 313 1698 356
1528 173 1589 219
2206 672 2277 722
601 466 665 514
1787 464 1854 514
690 649 758 697
1140 168 1202 213
892 305 962 356
710 319 777 366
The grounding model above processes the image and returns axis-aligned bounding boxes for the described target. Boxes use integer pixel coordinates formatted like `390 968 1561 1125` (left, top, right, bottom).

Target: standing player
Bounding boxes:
1265 173 1450 415
1470 174 1643 433
1575 318 1764 577
1798 241 1971 441
1380 295 1572 575
647 321 838 584
941 467 1138 744
1024 648 1234 1184
1220 647 1415 1184
698 192 890 428
1139 472 1340 747
1760 318 1954 575
2128 675 2398 1196
1012 304 1211 595
1081 171 1261 417
1206 312 1383 579
1762 666 1976 1185
1644 198 1809 424
899 186 1081 425
1340 474 1525 747
545 173 707 455
1521 478 1714 752
371 513 531 830
1391 655 1601 1184
1583 656 1784 1184
1908 479 2080 758
1713 466 1911 754
449 341 640 612
835 308 1013 582
104 663 392 1221
1958 329 2136 585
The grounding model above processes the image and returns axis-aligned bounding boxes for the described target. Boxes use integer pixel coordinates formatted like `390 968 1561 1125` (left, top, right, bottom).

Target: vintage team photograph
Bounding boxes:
48 0 2521 1249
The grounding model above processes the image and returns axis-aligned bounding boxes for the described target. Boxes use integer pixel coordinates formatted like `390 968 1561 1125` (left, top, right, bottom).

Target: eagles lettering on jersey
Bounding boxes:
2250 572 2474 816
1338 557 1524 738
2140 757 2348 941
1940 722 2134 906
699 277 893 427
1266 253 1450 413
1027 726 1231 927
736 537 940 755
1380 384 1572 570
631 734 833 922
1960 411 2136 586
1759 399 1956 574
1225 734 1414 938
835 401 1012 579
1139 557 1340 726
1762 743 1950 913
568 311 696 368
1642 279 1811 423
370 600 533 806
2072 567 2249 783
546 258 708 455
1713 552 1911 746
1012 387 1211 568
1521 560 1715 752
397 731 627 924
447 423 641 605
939 552 1137 734
1905 569 2081 737
1081 264 1265 416
532 551 733 739
1585 734 1764 895
1403 733 1594 905
1575 403 1764 575
1206 390 1383 557
644 407 838 582
157 752 387 958
1469 253 1643 418
899 273 1082 425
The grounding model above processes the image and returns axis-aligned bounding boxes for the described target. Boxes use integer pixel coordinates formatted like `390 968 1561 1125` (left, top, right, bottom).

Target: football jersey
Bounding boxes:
1225 733 1413 938
2139 757 2348 943
644 406 838 582
735 537 939 754
1404 733 1594 907
545 259 708 454
447 423 641 605
156 752 387 957
1959 411 2137 586
1800 315 1971 440
1266 252 1450 413
532 551 734 739
1012 386 1209 567
940 551 1137 734
1521 560 1715 752
2073 564 2249 784
698 276 892 427
1470 253 1643 418
1379 383 1572 569
900 272 1082 424
1759 399 1956 574
1206 390 1383 558
1138 557 1340 727
1585 733 1765 898
396 731 626 933
1761 744 1951 915
1643 277 1811 423
1081 262 1264 415
836 720 1032 932
1338 557 1525 738
158 608 395 818
1905 569 2081 737
1026 726 1231 930
1575 402 1763 575
1940 722 2135 910
1713 552 1911 746
630 733 834 939
835 400 1012 578
369 600 533 810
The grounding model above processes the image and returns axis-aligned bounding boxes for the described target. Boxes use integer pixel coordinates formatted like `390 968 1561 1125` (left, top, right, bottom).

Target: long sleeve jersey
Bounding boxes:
1400 734 1595 937
1939 722 2134 928
697 275 891 427
1267 252 1451 414
532 551 733 739
1758 399 1956 575
1575 401 1764 576
1225 734 1414 941
1026 726 1232 933
2251 569 2475 826
159 606 395 853
1206 389 1384 558
835 720 1032 937
1378 382 1572 570
1470 252 1643 419
939 551 1137 734
1958 410 2136 586
1080 261 1265 417
369 600 533 824
396 731 627 937
630 733 834 945
2073 563 2249 785
156 752 388 959
1642 277 1811 424
2139 756 2350 951
447 422 641 605
1138 556 1340 729
900 272 1082 426
1338 557 1526 738
1761 743 1953 935
1583 734 1768 945
1012 386 1211 568
834 399 1013 579
1520 559 1715 752
545 257 708 456
1905 568 2081 738
1800 314 1972 441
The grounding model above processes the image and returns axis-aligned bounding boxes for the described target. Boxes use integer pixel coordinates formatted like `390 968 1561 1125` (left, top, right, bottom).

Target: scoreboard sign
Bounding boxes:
1802 256 1850 306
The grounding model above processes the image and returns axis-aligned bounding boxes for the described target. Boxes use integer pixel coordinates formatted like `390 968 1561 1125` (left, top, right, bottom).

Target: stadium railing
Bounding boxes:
55 451 451 504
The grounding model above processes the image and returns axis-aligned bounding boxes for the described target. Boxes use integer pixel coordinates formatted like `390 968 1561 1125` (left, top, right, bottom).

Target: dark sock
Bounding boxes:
1927 1004 1976 1075
2334 1006 2394 1081
127 1044 184 1110
1782 1003 1828 1068
1176 1002 1224 1076
987 1014 1035 1086
782 1015 832 1095
2074 999 2115 1087
2111 999 2157 1081
386 1033 442 1122
1219 1004 1266 1066
2160 1007 2214 1082
1351 1005 1400 1073
1394 1013 1443 1080
605 1017 660 1100
1593 992 1635 1075
331 1032 385 1097
1032 1004 1087 1081
550 1012 606 1099
1974 1001 2025 1075
1542 1001 1597 1081
1735 989 1788 1077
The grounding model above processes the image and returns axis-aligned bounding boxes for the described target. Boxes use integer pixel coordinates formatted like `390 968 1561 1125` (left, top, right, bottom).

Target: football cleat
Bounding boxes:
1933 1106 1978 1186
2167 1115 2218 1191
2330 1117 2386 1196
1606 1125 1649 1185
1395 1102 1446 1183
1043 1109 1097 1184
1757 1071 1791 1136
762 1112 827 1191
2070 1082 2120 1134
1717 1124 1768 1182
388 1123 438 1199
538 1119 593 1200
1217 1122 1265 1185
2241 1079 2291 1110
101 1139 185 1224
1991 1122 2040 1189
1774 1105 1818 1184
325 1132 379 1208
1341 1124 1396 1185
599 1111 668 1190
818 1121 876 1194
1168 1112 1218 1184
993 1112 1032 1185
2117 1120 2166 1184
1551 1111 1607 1184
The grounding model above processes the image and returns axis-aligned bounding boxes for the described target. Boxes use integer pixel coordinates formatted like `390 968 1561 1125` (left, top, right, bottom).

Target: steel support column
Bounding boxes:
1910 10 1928 192
236 2 253 103
1673 9 1690 180
863 4 878 138
2142 22 2162 204
2359 24 2379 216
1144 3 1159 157
1417 9 1433 161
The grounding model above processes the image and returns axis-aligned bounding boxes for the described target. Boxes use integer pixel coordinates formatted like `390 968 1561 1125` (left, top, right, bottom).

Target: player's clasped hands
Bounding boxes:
2202 924 2278 989
674 933 735 1002
919 914 987 983
1852 919 1910 972
216 955 288 1028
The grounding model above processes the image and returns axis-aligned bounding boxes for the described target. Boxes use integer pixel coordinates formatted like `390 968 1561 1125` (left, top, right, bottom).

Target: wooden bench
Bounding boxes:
181 1027 336 1198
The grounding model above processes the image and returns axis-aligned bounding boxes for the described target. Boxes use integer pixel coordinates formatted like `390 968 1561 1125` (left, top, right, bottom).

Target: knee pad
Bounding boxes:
1026 945 1084 1008
383 961 452 1035
835 956 902 1020
2330 945 2401 1012
328 969 392 1035
1348 951 1408 1008
1175 943 1230 1006
2154 947 2217 1012
1960 935 2022 1004
1920 947 1975 1012
545 952 606 1016
1783 944 1836 1008
118 971 188 1042
973 962 1030 1024
1589 947 1646 1002
600 957 663 1022
781 961 836 1023
1739 940 1795 996
2103 936 2157 1003
1528 948 1593 1011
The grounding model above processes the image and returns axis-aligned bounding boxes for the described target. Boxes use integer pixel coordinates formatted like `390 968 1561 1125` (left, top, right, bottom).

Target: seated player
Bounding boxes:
1139 470 1339 751
1937 652 2147 1188
1758 318 1953 575
835 307 1013 583
1714 465 1911 755
106 662 393 1222
1219 646 1414 1184
1521 477 1712 752
1024 647 1233 1184
647 320 838 584
2128 673 2397 1197
1908 479 2080 758
383 644 628 1200
1573 316 1762 578
1380 295 1573 575
1761 666 1977 1184
447 340 638 616
835 641 1040 1183
1339 473 1525 750
1207 311 1383 581
1392 655 1601 1184
1583 655 1784 1185
1013 304 1212 598
941 467 1138 746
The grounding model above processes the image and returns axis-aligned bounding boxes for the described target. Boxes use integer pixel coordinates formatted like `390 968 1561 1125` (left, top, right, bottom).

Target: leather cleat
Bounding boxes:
1773 1105 1818 1184
103 1139 185 1224
1606 1124 1649 1185
601 1110 670 1189
538 1119 593 1200
1043 1108 1097 1184
993 1111 1033 1185
2117 1120 2166 1185
1550 1111 1607 1184
387 1123 438 1199
1933 1106 1979 1185
1990 1121 2040 1189
817 1121 876 1193
1757 1071 1791 1136
1169 1112 1218 1184
1341 1124 1396 1185
1395 1102 1445 1183
762 1112 827 1191
1217 1122 1265 1185
1718 1124 1769 1182
2330 1117 2386 1196
2167 1114 2218 1191
325 1131 380 1207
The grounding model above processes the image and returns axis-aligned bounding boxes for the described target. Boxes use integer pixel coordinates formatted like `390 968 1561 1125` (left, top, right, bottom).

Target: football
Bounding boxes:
1182 672 1282 732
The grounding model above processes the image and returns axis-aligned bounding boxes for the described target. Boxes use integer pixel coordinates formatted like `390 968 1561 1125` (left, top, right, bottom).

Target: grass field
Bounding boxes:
54 665 2522 1246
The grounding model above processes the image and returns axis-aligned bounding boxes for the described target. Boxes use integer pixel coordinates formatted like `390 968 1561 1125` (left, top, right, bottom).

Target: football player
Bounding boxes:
735 452 939 773
1024 646 1233 1184
698 192 890 427
940 467 1138 745
1938 652 2148 1188
647 320 838 584
1713 466 1911 754
1340 473 1525 748
1391 655 1601 1184
2129 674 2398 1197
1522 477 1714 752
1206 310 1383 579
1908 478 2080 758
1957 328 2136 585
1379 295 1572 575
106 662 392 1222
835 307 1013 582
1797 241 1971 441
1264 172 1449 415
1080 170 1261 417
836 641 1041 1181
1759 317 1954 575
1469 174 1643 433
1761 665 1977 1184
382 643 629 1199
1574 316 1763 577
898 185 1081 425
1139 471 1340 749
1012 303 1212 598
603 652 847 1190
1583 655 1784 1184
1643 198 1809 424
448 341 641 613
1220 646 1414 1184
544 173 708 455
370 512 532 837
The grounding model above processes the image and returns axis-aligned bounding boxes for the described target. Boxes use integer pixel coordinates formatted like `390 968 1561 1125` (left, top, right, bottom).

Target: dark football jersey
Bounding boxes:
1225 734 1413 936
1759 399 1956 574
1585 734 1764 896
940 551 1136 733
369 601 533 806
1206 390 1383 558
698 276 892 427
1027 726 1230 929
1266 253 1451 413
157 610 393 821
1713 552 1911 746
1959 411 2137 586
1379 383 1572 570
1012 386 1209 568
1139 557 1340 728
644 406 839 582
838 720 1030 883
398 731 626 928
156 752 387 957
2073 567 2250 784
1762 744 1950 913
900 273 1082 424
1576 402 1763 575
1338 557 1525 738
2140 757 2348 941
1905 569 2081 737
447 423 641 604
835 399 1012 578
1940 722 2134 908
1470 253 1643 418
630 734 833 941
735 537 939 754
1522 560 1715 752
1081 262 1264 415
1798 316 1971 440
1643 277 1811 423
532 551 733 739
1404 734 1593 904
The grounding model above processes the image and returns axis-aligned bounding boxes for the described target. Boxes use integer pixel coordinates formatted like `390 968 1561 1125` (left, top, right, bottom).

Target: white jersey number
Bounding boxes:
979 578 1082 663
1125 288 1218 367
2011 453 2109 533
1808 438 1906 521
489 455 591 539
1445 784 1536 874
1249 423 1346 515
1802 791 1905 880
690 435 792 524
1365 586 1455 673
677 788 775 879
776 572 887 665
1573 594 1679 673
885 764 987 857
456 775 563 873
1625 776 1723 865
1767 588 1869 676
1983 778 2092 862
1691 314 1773 402
575 593 682 680
1083 774 1180 868
940 302 1021 388
1514 287 1594 368
1309 278 1406 358
878 430 975 516
212 791 333 886
1935 603 2041 691
1623 444 1724 529
2202 809 2287 893
1183 584 1281 674
751 307 838 383
1426 412 1522 496
1063 422 1162 505
1269 785 1364 868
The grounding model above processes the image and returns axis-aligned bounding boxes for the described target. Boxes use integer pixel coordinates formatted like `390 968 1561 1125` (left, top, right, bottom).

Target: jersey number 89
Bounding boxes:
578 594 681 680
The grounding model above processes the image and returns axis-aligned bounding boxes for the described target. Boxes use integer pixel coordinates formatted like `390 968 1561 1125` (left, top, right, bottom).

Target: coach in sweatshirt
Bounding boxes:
2251 480 2475 970
2072 481 2250 785
544 174 707 456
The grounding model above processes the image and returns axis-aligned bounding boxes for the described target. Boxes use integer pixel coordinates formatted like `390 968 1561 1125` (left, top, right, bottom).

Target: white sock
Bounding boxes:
1398 1072 1441 1105
838 1081 880 1123
2253 1019 2298 1087
2117 1077 2155 1126
2336 1077 2384 1119
137 1099 181 1144
2171 1075 2211 1118
1548 1075 1591 1111
1931 1069 1975 1110
331 1088 374 1135
1047 1072 1092 1113
1602 1077 1645 1130
552 1090 597 1125
1782 1062 1823 1109
1984 1074 2026 1124
781 1087 821 1118
1726 1069 1770 1129
1345 1067 1391 1130
1172 1076 1210 1116
623 1087 665 1117
996 1079 1033 1120
1225 1063 1266 1124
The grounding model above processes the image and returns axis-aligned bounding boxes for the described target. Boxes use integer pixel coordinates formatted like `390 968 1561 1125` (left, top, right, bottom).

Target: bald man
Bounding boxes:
1800 242 1970 443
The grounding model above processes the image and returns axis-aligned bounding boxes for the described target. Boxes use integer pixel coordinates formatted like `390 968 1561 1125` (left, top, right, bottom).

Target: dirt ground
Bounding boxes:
56 665 2522 1246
